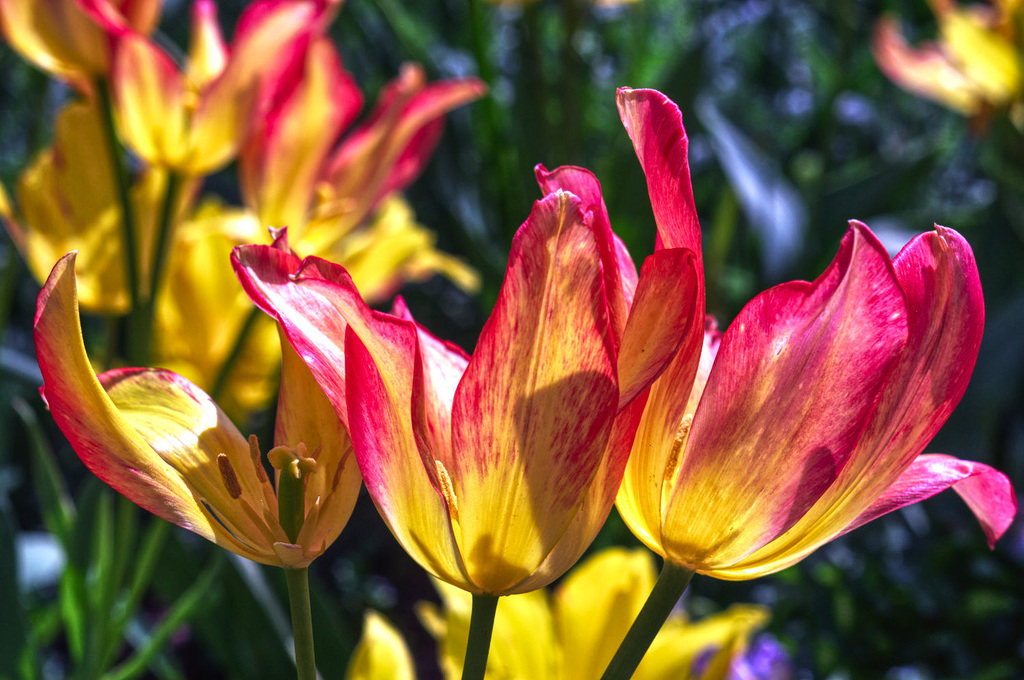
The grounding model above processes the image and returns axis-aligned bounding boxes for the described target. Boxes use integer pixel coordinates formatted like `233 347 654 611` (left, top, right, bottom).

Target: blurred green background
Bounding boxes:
1 0 1022 678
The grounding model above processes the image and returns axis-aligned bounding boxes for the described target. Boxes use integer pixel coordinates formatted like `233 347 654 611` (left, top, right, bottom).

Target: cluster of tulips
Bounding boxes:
3 0 1019 678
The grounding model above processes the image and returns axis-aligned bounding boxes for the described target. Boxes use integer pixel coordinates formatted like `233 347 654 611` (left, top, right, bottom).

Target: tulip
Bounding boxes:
36 252 361 569
0 0 159 83
419 547 770 680
233 188 698 595
112 0 317 176
601 87 1017 680
873 1 1022 118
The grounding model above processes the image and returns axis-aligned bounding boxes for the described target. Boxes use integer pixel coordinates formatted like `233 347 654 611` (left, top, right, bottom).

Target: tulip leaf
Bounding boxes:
12 397 74 546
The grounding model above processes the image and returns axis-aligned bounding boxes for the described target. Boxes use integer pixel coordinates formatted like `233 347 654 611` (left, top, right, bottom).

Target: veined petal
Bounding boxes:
661 223 909 570
616 87 704 262
449 191 618 593
113 33 188 167
535 163 637 343
240 36 361 230
34 254 285 564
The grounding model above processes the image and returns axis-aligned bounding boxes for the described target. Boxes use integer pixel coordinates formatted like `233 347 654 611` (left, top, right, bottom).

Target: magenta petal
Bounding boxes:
842 454 1017 548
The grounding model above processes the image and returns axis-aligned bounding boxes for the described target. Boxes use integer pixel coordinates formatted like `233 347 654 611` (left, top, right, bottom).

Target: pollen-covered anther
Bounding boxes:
663 413 694 498
247 434 268 483
217 453 243 499
434 459 459 521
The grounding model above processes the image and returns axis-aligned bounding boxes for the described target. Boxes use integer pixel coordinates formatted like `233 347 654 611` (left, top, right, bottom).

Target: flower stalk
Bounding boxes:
461 593 498 680
285 567 316 680
599 560 694 680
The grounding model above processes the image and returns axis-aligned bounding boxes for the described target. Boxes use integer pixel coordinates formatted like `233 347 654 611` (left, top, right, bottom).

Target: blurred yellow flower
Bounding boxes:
345 611 417 680
417 548 770 680
874 0 1024 119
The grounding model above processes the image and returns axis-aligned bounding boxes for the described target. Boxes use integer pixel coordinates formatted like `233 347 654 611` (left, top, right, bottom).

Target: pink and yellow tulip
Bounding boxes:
614 87 1017 580
232 185 701 594
0 0 160 82
34 252 361 568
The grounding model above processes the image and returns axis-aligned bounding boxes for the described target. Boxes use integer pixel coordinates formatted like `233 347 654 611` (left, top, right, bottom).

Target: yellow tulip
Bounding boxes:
345 611 417 680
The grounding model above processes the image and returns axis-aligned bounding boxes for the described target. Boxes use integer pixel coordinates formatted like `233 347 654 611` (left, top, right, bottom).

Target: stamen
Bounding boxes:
434 460 459 522
248 435 268 483
217 454 243 500
331 458 345 492
663 413 694 492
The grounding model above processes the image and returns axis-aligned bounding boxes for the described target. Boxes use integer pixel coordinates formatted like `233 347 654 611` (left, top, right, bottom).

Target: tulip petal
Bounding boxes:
113 33 188 167
232 243 471 586
240 36 361 230
0 0 111 78
616 87 703 262
345 611 416 680
34 254 283 563
840 454 1016 548
617 248 701 408
534 163 637 342
186 0 228 90
449 191 618 592
661 223 909 570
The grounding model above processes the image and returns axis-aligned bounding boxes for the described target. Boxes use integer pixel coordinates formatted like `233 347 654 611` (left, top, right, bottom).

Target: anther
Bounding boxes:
248 435 268 483
218 454 243 499
664 413 694 487
434 460 459 521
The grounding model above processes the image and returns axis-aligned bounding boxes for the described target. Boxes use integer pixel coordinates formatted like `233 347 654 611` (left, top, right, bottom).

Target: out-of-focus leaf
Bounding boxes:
12 397 74 545
696 96 807 280
0 502 31 677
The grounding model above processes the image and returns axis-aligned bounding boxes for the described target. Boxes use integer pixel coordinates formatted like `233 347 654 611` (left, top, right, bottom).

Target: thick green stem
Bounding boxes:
599 560 695 680
461 593 498 680
95 79 145 364
284 568 316 680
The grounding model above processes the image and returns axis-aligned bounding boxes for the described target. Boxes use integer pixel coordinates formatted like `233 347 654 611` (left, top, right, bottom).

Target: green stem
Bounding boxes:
94 79 144 364
461 593 498 680
210 306 261 403
148 171 182 309
599 560 695 680
284 568 316 680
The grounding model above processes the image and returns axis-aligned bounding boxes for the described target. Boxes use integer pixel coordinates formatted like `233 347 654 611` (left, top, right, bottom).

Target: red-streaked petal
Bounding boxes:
449 191 618 593
186 0 227 90
616 248 701 408
345 327 471 588
616 87 703 261
661 223 909 570
534 163 637 343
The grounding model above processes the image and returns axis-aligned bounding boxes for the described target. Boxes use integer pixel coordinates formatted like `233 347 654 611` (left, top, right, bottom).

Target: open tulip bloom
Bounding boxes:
232 178 703 675
35 251 362 679
596 87 1018 679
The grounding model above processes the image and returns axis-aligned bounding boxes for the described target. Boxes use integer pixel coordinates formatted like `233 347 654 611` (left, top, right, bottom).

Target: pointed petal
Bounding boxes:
34 254 282 563
616 87 704 262
535 163 637 343
113 33 188 167
240 36 361 229
617 248 701 408
841 454 1016 548
449 191 618 593
661 223 909 570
